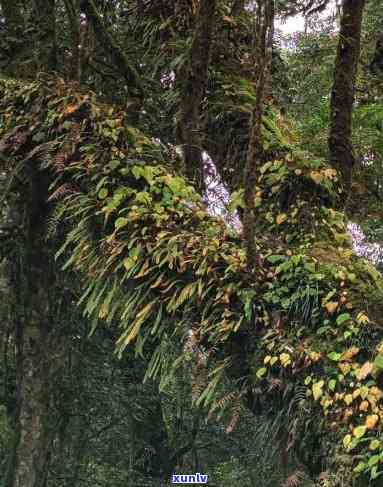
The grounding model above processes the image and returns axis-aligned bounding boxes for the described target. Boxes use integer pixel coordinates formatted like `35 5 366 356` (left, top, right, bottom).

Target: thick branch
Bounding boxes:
81 0 143 97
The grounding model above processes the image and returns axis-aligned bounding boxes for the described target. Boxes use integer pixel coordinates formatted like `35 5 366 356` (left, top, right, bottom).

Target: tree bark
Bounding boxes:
231 0 246 16
32 0 57 71
243 0 274 271
10 168 53 487
176 0 217 193
81 0 143 98
64 0 81 81
328 0 366 202
370 32 383 75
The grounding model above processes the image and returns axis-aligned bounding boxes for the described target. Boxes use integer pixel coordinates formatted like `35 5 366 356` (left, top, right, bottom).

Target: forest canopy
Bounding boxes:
0 1 383 486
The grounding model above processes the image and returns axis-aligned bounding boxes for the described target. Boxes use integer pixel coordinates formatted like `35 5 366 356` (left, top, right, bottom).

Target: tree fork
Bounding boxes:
81 0 144 98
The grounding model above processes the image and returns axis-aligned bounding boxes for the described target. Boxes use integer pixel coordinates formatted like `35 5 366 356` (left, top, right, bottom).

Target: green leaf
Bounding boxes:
327 351 341 361
353 425 366 439
374 354 383 369
371 465 381 479
336 313 352 325
328 379 336 391
267 254 285 264
353 462 367 474
256 367 267 379
98 188 108 199
115 217 128 230
370 439 381 451
368 455 381 467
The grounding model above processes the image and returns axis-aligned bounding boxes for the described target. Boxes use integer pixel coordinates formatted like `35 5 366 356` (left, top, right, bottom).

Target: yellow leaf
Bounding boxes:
310 171 323 185
135 259 150 278
360 386 369 399
353 389 360 399
270 356 278 366
123 257 135 271
280 353 291 367
223 15 236 23
65 104 78 114
366 414 379 429
370 387 383 399
324 168 337 179
98 303 108 319
356 312 370 325
359 400 369 412
344 394 353 405
341 346 360 362
370 439 381 451
356 362 373 381
312 380 324 401
136 301 155 320
325 301 338 314
343 434 352 449
338 362 351 375
150 274 165 289
276 213 287 225
353 425 366 439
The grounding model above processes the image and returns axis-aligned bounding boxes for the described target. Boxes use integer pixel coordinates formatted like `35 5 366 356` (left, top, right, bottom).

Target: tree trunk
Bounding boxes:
243 0 274 271
64 0 81 81
231 0 246 16
11 169 53 487
176 0 217 193
328 0 366 202
370 32 383 75
33 0 57 71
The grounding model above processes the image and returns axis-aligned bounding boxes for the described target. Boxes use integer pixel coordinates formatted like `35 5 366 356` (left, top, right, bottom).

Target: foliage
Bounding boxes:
1 76 383 484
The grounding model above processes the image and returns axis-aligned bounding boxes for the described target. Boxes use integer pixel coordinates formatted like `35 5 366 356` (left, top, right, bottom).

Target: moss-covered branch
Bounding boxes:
81 0 143 97
1 78 383 484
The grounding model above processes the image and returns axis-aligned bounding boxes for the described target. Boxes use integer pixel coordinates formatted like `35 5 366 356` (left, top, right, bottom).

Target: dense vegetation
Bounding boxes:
0 1 383 486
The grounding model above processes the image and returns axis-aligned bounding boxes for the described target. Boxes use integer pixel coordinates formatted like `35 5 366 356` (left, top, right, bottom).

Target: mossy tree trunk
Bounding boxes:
231 0 246 16
328 0 366 202
370 32 383 74
3 3 58 475
32 0 57 71
9 169 53 487
243 0 274 270
176 0 217 193
63 0 82 81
